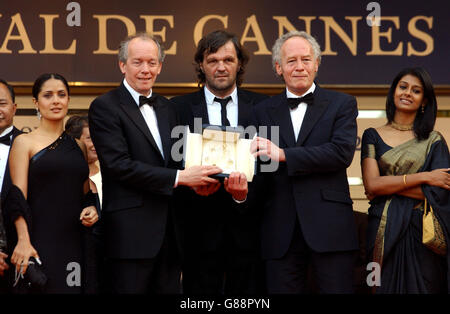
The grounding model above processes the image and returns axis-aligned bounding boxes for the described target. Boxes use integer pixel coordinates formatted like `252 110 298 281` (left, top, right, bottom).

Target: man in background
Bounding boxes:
0 79 22 293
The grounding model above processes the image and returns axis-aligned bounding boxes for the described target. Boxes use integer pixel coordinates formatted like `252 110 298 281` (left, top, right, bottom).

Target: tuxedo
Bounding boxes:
253 85 359 293
0 126 22 293
1 126 23 207
171 88 268 294
88 83 181 293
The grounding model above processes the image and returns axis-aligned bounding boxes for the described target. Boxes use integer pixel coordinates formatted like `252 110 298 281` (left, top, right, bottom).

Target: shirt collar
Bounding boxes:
0 126 13 137
204 86 238 105
286 83 316 98
123 78 153 107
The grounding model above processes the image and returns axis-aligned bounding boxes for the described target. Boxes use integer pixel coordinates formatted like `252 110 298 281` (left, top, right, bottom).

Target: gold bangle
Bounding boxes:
403 174 407 185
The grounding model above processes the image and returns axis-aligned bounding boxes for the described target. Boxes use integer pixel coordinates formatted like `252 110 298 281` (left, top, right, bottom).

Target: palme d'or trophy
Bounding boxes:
183 125 256 182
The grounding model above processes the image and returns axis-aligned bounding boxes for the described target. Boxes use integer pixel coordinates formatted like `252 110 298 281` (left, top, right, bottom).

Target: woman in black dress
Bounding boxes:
7 73 98 293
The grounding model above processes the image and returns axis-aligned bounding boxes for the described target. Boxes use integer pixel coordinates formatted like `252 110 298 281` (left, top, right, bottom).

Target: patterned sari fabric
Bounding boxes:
362 129 450 293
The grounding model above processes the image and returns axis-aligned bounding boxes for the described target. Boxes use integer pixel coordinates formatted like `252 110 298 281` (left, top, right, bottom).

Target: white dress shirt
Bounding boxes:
90 170 102 210
123 79 180 186
0 125 13 193
204 86 238 127
204 86 246 203
123 79 164 159
287 83 316 141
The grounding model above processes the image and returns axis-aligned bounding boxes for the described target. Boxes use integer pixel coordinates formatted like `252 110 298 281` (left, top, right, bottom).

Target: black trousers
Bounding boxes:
0 270 10 294
266 220 356 294
182 247 264 295
107 216 181 294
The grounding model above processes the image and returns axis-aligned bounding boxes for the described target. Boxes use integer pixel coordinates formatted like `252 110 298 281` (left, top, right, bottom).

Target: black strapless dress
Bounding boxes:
28 132 89 293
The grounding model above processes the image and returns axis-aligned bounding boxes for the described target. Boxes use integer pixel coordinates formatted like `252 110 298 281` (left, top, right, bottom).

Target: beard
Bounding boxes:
205 74 237 94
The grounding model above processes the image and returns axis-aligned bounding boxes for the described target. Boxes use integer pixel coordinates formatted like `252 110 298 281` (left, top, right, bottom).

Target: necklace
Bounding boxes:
390 121 413 131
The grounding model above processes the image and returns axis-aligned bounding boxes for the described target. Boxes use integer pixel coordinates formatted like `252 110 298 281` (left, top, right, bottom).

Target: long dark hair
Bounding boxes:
32 73 70 99
194 30 249 87
386 67 437 140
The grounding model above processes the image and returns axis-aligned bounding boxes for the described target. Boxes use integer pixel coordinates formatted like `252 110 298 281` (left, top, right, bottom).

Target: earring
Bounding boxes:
36 108 41 120
421 104 425 114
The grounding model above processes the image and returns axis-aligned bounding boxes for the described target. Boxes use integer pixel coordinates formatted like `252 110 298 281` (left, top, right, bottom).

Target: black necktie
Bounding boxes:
287 92 314 110
0 131 13 146
214 96 231 126
139 95 157 107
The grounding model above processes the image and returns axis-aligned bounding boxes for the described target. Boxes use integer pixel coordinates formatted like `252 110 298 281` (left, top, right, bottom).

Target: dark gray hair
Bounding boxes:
0 79 15 103
65 114 89 139
271 31 321 73
118 32 165 64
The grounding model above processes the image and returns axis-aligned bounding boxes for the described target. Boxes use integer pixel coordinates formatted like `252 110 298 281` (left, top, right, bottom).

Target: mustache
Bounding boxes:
214 72 229 78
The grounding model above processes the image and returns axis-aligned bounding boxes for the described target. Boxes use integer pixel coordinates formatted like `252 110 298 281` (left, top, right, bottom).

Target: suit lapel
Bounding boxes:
269 93 296 148
118 84 164 161
153 95 171 166
296 86 329 147
190 89 209 127
237 89 251 127
1 127 23 202
12 126 22 139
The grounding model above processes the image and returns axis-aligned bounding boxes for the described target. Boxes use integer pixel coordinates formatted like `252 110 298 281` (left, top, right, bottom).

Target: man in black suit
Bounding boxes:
0 79 22 292
171 30 268 294
88 33 222 294
251 31 359 293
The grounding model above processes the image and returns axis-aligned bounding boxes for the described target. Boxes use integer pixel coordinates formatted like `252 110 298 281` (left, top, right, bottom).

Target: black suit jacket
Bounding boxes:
253 85 359 259
1 126 22 252
89 83 180 259
1 126 23 207
172 88 267 134
171 88 268 254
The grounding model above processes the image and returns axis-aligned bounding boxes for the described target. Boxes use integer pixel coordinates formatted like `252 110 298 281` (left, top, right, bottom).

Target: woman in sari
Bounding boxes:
361 67 450 293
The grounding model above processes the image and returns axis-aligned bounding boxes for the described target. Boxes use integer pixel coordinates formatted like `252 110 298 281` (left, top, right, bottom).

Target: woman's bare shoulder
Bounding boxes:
12 132 34 146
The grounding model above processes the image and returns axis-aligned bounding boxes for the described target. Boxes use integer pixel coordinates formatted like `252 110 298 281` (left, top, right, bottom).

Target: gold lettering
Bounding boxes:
39 14 76 54
0 13 37 54
320 16 361 56
140 15 176 55
241 15 270 55
407 16 433 56
367 16 403 56
273 16 316 36
193 15 228 46
273 16 297 37
298 16 316 35
93 15 136 54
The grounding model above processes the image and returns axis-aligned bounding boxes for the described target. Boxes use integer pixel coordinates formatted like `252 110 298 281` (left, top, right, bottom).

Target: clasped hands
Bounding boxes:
193 172 248 201
180 165 248 201
80 206 99 227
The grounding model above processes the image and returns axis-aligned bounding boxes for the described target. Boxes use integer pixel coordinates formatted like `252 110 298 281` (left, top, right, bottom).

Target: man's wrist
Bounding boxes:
233 195 247 203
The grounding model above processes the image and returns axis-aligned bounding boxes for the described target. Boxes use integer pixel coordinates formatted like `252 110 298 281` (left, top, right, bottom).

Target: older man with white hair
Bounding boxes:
251 31 359 293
